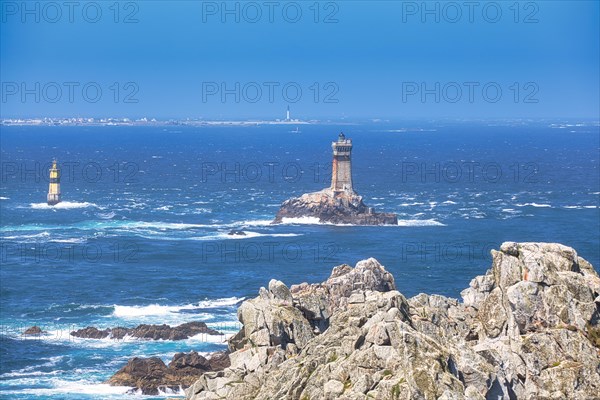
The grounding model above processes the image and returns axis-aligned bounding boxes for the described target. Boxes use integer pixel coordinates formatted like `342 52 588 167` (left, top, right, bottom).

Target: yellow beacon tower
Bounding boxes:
47 159 61 206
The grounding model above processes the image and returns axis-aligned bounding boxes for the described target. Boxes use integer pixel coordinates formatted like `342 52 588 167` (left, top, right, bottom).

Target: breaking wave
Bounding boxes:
515 203 552 208
279 217 323 225
191 231 302 240
397 219 446 227
29 201 98 210
0 381 133 397
112 297 243 319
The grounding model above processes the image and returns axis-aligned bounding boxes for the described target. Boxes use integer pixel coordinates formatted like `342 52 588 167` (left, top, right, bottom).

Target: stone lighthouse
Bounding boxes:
331 132 353 194
47 159 61 206
273 132 397 225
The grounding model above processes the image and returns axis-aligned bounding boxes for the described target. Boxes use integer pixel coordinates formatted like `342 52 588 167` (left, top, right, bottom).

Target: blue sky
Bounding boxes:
1 1 599 119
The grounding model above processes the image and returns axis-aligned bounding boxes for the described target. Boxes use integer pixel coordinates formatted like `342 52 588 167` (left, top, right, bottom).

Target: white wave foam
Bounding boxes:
442 200 457 205
113 304 197 318
124 221 215 230
397 219 446 227
157 386 186 396
273 216 447 227
30 201 97 210
19 330 69 342
97 211 116 219
8 380 133 396
127 201 147 209
0 369 64 379
280 216 322 225
2 231 50 240
197 297 244 308
186 231 295 241
50 237 87 244
113 297 243 319
0 196 9 200
240 219 274 227
43 331 133 348
216 231 302 240
515 203 552 208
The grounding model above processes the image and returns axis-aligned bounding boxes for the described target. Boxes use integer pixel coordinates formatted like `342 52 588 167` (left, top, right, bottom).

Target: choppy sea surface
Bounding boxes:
1 121 599 399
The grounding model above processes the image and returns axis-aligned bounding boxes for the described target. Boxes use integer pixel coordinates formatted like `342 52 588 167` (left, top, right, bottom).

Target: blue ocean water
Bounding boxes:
1 121 599 399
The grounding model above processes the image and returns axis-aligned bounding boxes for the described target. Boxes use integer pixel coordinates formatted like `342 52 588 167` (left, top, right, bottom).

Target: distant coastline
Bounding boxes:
0 118 360 127
2 118 598 128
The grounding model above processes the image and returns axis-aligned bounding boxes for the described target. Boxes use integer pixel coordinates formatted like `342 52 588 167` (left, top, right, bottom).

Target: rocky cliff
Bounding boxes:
187 242 600 400
273 189 398 225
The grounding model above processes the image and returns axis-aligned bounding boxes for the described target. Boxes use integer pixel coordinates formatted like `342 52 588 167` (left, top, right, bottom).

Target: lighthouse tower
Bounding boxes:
47 159 61 206
330 133 353 194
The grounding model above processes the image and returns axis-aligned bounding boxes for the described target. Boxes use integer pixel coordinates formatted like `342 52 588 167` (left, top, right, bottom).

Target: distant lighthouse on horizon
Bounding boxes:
47 159 61 206
285 105 290 121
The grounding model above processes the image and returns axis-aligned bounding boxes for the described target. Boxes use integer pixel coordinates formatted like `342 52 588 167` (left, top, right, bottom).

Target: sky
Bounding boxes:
1 0 599 120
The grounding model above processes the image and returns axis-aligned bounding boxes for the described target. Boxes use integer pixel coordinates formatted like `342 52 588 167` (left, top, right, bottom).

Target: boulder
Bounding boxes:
268 279 293 305
237 287 314 350
291 257 397 333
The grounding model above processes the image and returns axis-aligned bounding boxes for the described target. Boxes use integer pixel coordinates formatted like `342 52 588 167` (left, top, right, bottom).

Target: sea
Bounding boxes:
1 120 599 399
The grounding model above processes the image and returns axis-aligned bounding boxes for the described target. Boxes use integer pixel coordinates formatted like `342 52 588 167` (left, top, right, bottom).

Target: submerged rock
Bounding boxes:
187 242 600 400
70 326 110 339
71 321 221 341
22 326 44 335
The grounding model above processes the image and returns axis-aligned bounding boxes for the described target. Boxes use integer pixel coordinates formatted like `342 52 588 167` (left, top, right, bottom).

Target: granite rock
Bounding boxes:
187 243 600 400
